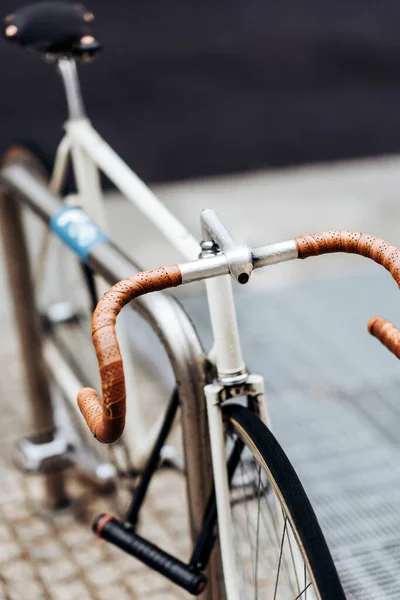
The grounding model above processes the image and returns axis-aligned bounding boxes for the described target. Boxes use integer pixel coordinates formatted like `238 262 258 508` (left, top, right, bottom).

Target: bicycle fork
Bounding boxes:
204 375 267 600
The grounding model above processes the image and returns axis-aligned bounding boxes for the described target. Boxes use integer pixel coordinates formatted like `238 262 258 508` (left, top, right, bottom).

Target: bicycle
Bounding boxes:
1 3 397 599
1 1 212 486
0 3 222 595
74 216 400 600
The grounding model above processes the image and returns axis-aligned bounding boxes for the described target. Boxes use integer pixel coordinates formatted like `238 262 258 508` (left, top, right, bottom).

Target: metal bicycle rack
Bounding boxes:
0 157 224 599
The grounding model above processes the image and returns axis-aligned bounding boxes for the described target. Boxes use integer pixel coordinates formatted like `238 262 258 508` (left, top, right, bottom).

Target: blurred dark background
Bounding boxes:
1 0 400 183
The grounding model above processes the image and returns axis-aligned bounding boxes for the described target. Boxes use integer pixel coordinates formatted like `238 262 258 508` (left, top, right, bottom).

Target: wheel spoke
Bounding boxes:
285 518 302 595
239 457 257 585
273 516 288 600
294 582 312 599
231 445 314 600
253 465 262 599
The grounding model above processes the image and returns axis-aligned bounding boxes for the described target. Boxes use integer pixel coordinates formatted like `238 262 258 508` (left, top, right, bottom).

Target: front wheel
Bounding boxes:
222 404 346 600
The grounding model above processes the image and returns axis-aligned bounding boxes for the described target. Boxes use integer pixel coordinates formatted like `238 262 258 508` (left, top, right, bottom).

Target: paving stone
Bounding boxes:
0 540 22 565
58 528 94 551
16 520 51 544
125 572 174 596
38 560 78 585
155 593 189 600
96 584 133 600
45 580 93 600
8 579 48 600
29 540 66 565
0 479 25 505
104 550 147 577
0 525 13 546
72 544 103 568
85 563 122 588
1 501 32 523
2 559 37 583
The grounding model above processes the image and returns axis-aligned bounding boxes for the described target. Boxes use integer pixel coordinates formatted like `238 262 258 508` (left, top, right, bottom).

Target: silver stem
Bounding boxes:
201 208 253 283
201 208 237 249
57 58 86 120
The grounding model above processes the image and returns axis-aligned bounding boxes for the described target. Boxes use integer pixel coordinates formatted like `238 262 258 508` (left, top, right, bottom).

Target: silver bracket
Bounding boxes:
204 375 267 491
200 208 253 284
206 373 268 425
212 373 264 403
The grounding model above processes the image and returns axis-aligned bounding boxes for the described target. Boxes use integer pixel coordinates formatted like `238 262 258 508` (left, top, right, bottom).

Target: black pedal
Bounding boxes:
93 514 207 596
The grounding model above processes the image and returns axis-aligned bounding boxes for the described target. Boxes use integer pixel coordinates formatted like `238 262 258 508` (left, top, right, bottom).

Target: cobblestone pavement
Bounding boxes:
0 324 192 600
0 467 191 600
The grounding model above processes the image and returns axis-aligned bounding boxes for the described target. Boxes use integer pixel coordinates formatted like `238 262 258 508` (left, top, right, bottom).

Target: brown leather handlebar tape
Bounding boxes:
77 265 182 443
294 231 400 287
368 317 400 359
294 231 400 359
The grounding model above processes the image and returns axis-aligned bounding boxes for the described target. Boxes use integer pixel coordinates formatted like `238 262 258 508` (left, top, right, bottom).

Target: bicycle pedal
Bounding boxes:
13 429 75 474
159 445 185 472
44 302 82 327
93 513 207 595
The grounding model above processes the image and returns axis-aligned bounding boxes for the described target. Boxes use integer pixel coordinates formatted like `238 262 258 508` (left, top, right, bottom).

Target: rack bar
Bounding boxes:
0 159 224 599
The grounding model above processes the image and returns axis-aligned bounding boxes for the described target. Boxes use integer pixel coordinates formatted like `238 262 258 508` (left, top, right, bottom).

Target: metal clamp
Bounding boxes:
200 209 253 284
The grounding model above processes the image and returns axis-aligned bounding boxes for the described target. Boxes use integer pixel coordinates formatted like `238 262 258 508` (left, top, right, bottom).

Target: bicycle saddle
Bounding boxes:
2 2 100 57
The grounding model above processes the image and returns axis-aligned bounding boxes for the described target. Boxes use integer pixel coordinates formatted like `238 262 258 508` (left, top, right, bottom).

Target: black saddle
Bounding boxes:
2 2 100 57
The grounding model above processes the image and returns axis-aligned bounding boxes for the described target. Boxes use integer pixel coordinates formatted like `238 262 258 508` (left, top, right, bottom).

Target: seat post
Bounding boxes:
57 57 86 120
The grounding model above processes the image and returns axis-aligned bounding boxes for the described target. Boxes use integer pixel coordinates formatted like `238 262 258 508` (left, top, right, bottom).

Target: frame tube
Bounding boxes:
125 389 180 526
65 119 200 260
205 275 247 381
69 129 105 227
205 383 240 600
50 134 71 193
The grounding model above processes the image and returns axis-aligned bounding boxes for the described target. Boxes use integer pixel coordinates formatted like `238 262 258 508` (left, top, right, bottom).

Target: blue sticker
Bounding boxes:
50 206 109 261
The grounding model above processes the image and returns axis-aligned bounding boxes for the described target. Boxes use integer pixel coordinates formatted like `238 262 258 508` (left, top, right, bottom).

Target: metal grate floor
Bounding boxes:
180 271 400 599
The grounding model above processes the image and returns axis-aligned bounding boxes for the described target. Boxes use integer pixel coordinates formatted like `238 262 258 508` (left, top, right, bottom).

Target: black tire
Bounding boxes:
222 403 346 600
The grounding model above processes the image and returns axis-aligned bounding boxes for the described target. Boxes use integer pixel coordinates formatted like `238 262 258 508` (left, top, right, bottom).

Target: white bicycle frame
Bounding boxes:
48 58 277 599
